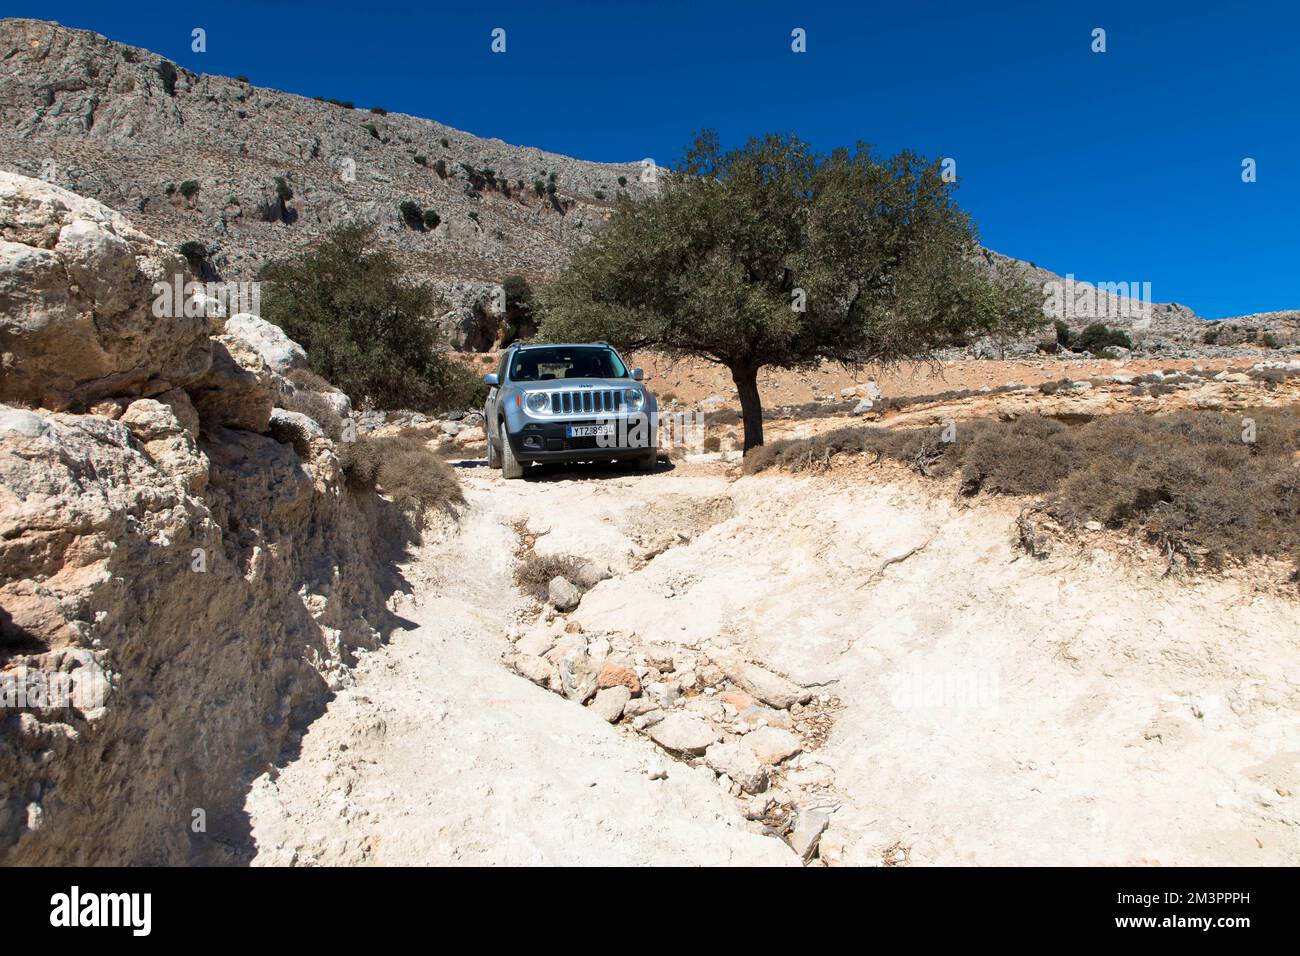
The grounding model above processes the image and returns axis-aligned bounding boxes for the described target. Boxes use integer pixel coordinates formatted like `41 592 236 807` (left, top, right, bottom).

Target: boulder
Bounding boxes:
547 575 582 612
704 742 769 794
223 313 307 376
720 659 811 709
743 726 803 766
0 172 211 410
597 660 642 696
588 685 631 723
646 712 720 756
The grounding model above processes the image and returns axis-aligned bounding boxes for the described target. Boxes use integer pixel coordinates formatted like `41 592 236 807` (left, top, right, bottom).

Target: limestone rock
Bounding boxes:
646 712 720 756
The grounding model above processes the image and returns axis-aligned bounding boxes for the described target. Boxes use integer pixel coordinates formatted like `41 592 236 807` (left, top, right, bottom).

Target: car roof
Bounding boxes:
512 342 611 351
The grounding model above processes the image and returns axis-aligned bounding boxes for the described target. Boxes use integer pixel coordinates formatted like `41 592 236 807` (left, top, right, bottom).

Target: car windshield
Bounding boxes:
509 346 627 382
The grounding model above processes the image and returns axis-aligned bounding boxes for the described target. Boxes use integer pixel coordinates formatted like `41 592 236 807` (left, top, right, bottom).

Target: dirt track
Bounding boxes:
247 435 1300 865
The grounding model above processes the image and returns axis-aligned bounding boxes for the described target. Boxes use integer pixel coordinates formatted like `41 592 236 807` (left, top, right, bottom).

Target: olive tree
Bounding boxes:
539 131 1042 449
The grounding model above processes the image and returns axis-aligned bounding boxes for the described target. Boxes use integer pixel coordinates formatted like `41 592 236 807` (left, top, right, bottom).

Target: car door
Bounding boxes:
485 351 509 445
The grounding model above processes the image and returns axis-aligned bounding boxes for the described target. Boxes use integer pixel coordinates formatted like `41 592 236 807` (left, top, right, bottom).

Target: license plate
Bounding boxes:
566 424 614 438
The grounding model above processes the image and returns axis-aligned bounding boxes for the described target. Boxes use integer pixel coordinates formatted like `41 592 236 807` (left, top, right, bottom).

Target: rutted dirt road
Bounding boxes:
247 450 1300 866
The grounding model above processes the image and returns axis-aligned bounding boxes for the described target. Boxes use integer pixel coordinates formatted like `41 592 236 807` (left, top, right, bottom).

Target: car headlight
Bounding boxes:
525 391 550 414
624 388 645 411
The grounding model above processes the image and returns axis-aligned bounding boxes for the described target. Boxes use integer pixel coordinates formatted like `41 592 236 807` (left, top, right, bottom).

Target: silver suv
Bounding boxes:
484 342 658 479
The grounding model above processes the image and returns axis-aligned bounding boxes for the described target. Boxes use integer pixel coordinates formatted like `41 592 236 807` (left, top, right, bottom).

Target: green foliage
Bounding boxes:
532 180 545 196
540 130 1043 449
414 154 429 167
617 175 628 187
363 121 380 139
440 137 450 147
594 189 605 200
178 240 207 261
468 211 480 223
1054 319 1072 347
178 179 200 199
422 208 441 229
326 98 354 109
398 200 423 228
369 106 387 115
1262 332 1281 349
502 274 534 317
273 176 293 202
1073 323 1132 354
260 223 483 412
1202 327 1220 345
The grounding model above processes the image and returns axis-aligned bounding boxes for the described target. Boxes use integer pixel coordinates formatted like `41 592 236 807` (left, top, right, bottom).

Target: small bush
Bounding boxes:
267 413 313 458
339 434 463 524
617 175 628 187
273 176 293 202
235 74 250 84
178 240 207 262
1053 319 1072 348
594 189 605 200
440 137 450 147
369 106 387 115
433 159 447 178
513 552 588 601
281 390 344 441
1203 327 1220 345
1261 332 1281 349
533 180 545 197
363 121 380 139
468 211 480 223
1073 323 1132 354
422 209 441 229
398 200 424 229
414 154 428 167
178 180 200 199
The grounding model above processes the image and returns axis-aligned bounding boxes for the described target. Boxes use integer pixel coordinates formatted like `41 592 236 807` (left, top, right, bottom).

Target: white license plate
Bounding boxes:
567 424 614 438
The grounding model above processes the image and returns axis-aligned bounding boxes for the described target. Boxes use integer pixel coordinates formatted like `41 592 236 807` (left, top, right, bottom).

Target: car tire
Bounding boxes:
500 427 524 479
637 452 657 472
488 432 501 468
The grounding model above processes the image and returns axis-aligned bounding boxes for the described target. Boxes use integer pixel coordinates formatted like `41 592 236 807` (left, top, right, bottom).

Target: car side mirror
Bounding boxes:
484 373 499 386
631 368 644 381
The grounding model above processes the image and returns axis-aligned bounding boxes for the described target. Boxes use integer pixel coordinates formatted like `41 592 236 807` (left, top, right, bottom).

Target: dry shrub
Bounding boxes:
339 434 463 524
746 408 1300 569
267 413 313 458
702 434 722 452
282 389 344 440
285 367 335 392
513 552 587 601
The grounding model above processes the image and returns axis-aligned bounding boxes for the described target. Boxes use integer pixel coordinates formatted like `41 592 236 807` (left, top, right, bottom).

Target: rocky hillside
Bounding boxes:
0 17 655 348
0 172 409 864
1 18 1295 361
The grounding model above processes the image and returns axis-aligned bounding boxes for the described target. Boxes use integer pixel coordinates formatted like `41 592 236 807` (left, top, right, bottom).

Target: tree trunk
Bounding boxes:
730 364 764 451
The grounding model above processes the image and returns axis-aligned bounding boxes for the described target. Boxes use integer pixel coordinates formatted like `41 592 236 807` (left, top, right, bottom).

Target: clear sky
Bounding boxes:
9 0 1298 318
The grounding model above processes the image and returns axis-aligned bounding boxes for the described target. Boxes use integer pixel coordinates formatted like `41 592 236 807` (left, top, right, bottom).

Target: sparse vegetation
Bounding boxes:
178 179 200 199
260 222 485 412
281 389 344 441
363 121 380 139
369 106 387 115
414 154 428 167
422 209 441 229
513 552 588 601
339 434 463 524
433 159 447 178
1073 323 1133 354
745 409 1300 571
273 176 293 202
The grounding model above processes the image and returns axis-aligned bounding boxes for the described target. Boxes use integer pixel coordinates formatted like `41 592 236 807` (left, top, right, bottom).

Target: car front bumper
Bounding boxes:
504 416 656 463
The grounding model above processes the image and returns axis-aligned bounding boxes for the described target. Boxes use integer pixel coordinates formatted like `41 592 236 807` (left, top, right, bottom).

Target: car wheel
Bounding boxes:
488 433 501 468
637 452 657 472
500 427 524 479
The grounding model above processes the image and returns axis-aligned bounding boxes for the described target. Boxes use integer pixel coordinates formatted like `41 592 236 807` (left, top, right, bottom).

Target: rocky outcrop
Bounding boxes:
0 18 651 305
0 174 404 864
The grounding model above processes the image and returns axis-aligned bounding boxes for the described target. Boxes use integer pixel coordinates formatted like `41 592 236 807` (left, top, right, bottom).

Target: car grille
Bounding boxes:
548 389 625 414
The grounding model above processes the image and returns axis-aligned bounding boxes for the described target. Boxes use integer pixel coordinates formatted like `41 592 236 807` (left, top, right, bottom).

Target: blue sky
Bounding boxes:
10 0 1299 317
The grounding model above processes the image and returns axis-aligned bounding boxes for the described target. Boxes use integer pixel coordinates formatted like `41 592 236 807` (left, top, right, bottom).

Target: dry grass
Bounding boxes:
282 389 345 441
746 408 1300 570
339 434 463 524
512 552 589 601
